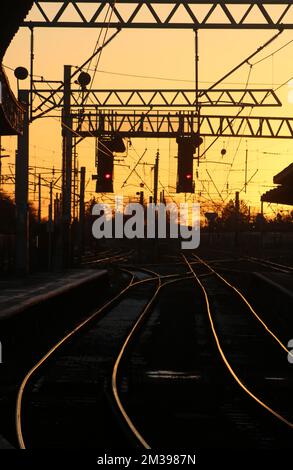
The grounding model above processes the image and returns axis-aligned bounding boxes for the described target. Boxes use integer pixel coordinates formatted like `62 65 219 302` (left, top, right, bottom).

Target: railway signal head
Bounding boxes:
176 135 202 193
96 159 114 193
95 135 125 193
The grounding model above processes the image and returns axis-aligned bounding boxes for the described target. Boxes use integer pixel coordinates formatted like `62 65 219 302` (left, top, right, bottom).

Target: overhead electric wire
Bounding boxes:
121 148 147 189
3 62 286 88
85 6 111 74
5 26 290 210
73 67 284 87
199 30 283 160
200 29 283 96
88 4 116 90
81 0 118 108
222 113 254 200
252 38 293 67
33 28 121 119
197 31 285 194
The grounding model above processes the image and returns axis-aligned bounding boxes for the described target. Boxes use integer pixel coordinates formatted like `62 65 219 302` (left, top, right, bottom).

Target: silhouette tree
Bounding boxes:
218 199 250 230
0 190 15 234
0 190 37 234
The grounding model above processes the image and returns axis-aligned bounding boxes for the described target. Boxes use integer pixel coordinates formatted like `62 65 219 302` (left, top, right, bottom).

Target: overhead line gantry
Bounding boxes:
23 1 293 30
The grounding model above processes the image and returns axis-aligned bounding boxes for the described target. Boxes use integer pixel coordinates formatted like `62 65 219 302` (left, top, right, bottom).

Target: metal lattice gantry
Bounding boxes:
73 112 293 139
31 88 282 119
23 1 293 29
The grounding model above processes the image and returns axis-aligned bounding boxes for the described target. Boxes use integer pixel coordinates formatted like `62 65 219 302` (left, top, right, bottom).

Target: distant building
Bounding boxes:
261 163 293 206
0 1 33 136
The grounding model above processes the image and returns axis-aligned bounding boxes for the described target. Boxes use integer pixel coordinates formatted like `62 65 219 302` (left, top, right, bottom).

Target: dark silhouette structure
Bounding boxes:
262 163 293 206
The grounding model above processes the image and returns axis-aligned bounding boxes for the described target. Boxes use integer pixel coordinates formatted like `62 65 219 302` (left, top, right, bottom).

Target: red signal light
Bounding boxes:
104 173 112 180
186 173 192 180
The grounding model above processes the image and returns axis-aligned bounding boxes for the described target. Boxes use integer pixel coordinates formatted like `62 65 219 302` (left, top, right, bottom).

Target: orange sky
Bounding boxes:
2 4 293 219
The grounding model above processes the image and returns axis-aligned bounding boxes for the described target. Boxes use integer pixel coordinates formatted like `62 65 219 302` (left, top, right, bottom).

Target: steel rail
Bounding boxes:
15 267 159 448
245 256 293 274
183 253 293 429
193 254 291 355
111 271 196 449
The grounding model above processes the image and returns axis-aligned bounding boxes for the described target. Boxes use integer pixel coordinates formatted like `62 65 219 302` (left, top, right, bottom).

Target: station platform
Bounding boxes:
0 268 109 450
253 271 293 300
0 269 108 320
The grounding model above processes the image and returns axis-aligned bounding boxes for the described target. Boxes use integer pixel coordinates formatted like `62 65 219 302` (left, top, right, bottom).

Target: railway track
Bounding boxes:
245 256 293 274
187 255 293 423
15 252 293 449
15 265 190 449
81 249 134 266
114 253 293 449
199 247 293 274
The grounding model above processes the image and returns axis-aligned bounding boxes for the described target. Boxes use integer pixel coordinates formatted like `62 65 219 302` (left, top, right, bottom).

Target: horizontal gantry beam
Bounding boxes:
32 88 281 119
24 1 293 29
72 112 293 139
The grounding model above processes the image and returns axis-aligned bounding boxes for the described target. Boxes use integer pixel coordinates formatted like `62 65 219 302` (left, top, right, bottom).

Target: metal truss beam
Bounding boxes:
24 1 293 29
72 112 293 139
32 88 281 119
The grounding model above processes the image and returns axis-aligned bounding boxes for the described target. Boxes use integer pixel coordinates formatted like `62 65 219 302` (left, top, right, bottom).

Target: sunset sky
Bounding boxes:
2 3 293 219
